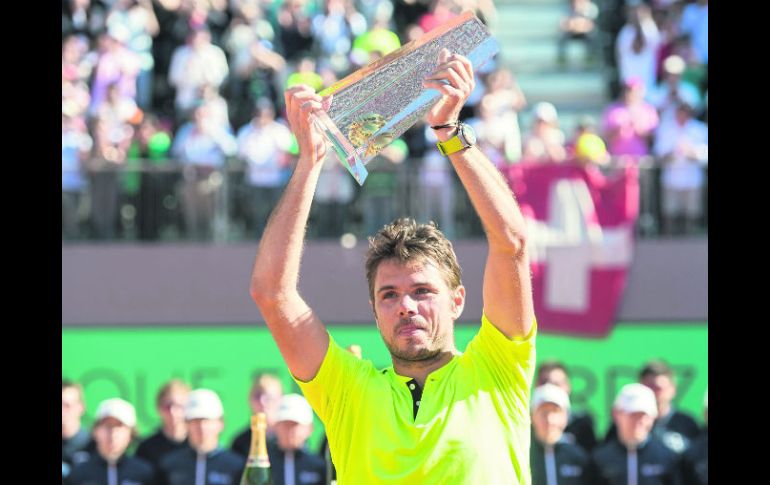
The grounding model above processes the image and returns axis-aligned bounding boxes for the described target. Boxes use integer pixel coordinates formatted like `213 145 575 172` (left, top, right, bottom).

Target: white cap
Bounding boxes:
533 102 558 123
95 398 136 427
276 394 314 425
185 389 224 420
614 383 658 418
663 55 686 75
531 383 571 411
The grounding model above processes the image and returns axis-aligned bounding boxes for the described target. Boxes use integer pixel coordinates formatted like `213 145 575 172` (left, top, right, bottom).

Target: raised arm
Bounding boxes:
423 50 534 339
249 86 330 382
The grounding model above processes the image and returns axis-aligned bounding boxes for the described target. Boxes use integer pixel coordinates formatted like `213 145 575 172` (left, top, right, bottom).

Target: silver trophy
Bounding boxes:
311 11 500 185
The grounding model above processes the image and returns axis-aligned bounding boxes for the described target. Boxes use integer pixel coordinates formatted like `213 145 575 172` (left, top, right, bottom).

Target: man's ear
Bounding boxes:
452 285 466 319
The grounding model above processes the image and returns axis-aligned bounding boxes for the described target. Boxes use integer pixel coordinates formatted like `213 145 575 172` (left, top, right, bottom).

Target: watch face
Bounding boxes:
460 123 477 145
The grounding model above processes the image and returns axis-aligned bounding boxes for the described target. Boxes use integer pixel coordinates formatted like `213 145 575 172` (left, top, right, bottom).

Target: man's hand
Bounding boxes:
423 49 476 129
284 85 331 165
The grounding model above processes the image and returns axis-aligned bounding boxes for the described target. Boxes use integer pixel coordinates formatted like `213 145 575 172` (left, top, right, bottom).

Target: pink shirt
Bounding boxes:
602 101 659 157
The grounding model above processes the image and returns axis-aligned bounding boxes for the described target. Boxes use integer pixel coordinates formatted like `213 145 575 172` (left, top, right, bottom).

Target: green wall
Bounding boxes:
62 322 708 452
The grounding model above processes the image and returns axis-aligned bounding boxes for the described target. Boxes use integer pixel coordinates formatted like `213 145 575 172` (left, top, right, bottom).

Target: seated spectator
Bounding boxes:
67 398 156 485
593 384 682 485
646 55 703 126
135 379 191 471
158 389 245 485
530 384 595 485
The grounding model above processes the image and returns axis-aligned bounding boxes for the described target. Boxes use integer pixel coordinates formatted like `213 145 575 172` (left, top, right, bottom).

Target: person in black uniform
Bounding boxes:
135 379 191 470
536 360 598 452
530 383 596 485
66 398 156 485
269 394 325 485
231 373 284 458
681 389 707 485
158 388 245 485
604 360 700 454
62 380 96 480
593 383 682 485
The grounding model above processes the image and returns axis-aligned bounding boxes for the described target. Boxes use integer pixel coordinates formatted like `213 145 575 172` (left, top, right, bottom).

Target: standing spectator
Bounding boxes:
62 0 108 41
88 29 141 116
158 389 246 485
681 390 707 485
62 380 96 481
275 0 315 63
467 95 519 170
269 394 326 485
678 0 707 66
615 1 661 93
62 115 93 240
231 373 284 458
126 113 176 241
522 102 567 163
171 103 237 240
312 155 356 238
601 77 659 161
536 361 598 452
67 398 156 485
592 384 682 485
88 110 135 240
646 55 702 126
236 99 294 238
557 0 600 67
311 0 367 76
605 360 702 453
168 27 229 125
360 139 409 237
530 384 595 485
480 68 527 163
652 101 708 236
105 0 160 109
135 379 191 472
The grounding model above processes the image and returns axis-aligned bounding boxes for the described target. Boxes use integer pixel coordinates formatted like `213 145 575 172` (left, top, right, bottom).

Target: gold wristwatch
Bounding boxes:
434 121 477 156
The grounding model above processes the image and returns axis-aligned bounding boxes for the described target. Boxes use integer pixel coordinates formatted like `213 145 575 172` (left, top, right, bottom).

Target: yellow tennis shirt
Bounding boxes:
295 314 537 484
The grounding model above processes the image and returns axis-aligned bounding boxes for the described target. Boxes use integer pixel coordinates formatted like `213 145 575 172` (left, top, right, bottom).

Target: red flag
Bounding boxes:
503 162 640 336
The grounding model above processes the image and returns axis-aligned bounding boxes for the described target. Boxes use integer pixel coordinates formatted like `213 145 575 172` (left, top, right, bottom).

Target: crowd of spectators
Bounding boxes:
62 0 707 242
63 358 707 484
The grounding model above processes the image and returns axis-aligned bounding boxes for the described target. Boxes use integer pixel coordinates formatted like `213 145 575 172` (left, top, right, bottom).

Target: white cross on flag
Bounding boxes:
503 162 640 336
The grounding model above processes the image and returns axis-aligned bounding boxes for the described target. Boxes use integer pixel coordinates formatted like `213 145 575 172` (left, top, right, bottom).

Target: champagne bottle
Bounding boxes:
240 413 274 485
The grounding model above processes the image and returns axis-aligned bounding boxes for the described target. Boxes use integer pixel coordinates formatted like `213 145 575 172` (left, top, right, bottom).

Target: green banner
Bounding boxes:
62 322 707 452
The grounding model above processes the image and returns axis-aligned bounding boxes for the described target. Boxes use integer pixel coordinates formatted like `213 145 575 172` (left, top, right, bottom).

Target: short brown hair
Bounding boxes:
639 360 674 380
365 218 462 300
156 379 191 408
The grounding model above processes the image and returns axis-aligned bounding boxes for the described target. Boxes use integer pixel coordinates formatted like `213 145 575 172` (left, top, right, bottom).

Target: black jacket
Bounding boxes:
681 428 707 485
157 446 245 485
268 447 325 485
62 428 97 480
564 411 598 452
135 430 190 470
531 437 596 485
66 453 156 485
592 437 682 485
604 409 700 454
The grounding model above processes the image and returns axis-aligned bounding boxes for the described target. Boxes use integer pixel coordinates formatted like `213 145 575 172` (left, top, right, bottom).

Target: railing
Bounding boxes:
61 157 707 243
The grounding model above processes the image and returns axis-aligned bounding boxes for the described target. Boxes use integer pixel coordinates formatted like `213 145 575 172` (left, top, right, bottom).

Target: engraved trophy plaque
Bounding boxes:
311 11 500 185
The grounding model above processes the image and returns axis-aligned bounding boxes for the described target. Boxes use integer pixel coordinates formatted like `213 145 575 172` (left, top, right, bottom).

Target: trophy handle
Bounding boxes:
310 109 369 186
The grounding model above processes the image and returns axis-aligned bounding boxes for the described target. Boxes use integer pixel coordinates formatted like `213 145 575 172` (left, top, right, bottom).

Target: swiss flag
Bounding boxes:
502 162 640 336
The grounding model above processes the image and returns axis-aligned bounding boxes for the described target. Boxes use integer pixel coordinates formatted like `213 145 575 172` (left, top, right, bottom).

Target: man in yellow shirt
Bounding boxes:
250 49 536 484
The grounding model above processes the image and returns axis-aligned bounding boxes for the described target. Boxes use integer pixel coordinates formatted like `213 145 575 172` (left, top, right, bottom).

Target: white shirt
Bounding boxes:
653 117 708 189
616 19 661 93
237 120 293 187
